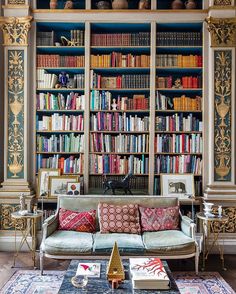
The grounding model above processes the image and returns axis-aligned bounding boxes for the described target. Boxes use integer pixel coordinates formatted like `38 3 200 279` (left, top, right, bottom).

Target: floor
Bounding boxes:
0 252 235 291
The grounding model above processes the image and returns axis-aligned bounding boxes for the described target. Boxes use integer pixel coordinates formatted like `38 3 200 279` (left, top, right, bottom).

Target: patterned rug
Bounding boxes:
0 270 235 294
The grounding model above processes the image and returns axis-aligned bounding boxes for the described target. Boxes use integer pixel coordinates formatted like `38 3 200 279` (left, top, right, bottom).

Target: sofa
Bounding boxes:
40 195 199 274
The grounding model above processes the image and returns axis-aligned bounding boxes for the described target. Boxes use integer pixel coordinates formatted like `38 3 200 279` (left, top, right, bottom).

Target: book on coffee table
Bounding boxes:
76 263 101 278
129 258 170 290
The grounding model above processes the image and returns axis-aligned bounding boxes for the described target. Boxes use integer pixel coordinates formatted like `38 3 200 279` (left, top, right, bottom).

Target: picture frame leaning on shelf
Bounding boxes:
37 168 61 198
49 175 79 198
160 173 195 199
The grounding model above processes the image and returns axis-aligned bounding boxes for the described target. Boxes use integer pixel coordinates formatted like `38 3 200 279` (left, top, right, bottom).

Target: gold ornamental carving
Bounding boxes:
0 204 25 230
212 207 236 233
7 0 26 4
7 50 25 178
214 0 233 5
206 17 236 47
0 16 32 46
214 51 232 181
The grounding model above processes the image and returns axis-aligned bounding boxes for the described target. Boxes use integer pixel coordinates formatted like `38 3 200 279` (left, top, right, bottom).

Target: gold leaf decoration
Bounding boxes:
205 17 236 47
0 204 25 230
214 0 233 5
0 16 32 46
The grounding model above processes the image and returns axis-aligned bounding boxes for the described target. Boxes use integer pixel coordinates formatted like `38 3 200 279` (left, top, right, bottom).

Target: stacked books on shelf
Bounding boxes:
156 54 202 67
37 55 85 68
156 32 202 46
129 258 170 290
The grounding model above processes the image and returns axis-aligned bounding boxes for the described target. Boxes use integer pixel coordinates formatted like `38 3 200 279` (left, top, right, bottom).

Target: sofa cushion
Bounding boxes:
98 203 141 234
139 206 179 232
58 208 96 233
93 232 144 254
143 230 196 256
44 230 93 255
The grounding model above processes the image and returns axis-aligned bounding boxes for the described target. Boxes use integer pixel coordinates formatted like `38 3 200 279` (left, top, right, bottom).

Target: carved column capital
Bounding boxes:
0 16 32 46
213 0 234 5
205 17 236 47
5 0 27 4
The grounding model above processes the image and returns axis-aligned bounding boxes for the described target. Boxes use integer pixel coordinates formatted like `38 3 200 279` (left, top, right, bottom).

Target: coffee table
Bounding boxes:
58 259 180 293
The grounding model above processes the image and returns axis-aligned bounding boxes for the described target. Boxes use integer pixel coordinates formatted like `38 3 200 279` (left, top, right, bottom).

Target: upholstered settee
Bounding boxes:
40 196 199 274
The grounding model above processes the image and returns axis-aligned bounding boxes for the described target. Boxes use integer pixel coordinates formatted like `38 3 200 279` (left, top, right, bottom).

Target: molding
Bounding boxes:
0 16 32 46
2 5 29 9
205 17 236 47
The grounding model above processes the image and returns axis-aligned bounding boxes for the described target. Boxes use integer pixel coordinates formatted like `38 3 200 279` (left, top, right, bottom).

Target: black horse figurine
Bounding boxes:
103 173 134 195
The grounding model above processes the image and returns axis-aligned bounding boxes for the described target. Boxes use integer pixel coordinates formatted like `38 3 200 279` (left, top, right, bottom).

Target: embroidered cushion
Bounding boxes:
139 206 179 232
58 208 96 233
98 203 141 234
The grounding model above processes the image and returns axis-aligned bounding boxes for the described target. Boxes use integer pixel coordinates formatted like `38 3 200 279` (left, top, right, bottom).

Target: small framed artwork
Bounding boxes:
37 168 61 198
160 173 195 199
49 175 79 198
67 182 81 195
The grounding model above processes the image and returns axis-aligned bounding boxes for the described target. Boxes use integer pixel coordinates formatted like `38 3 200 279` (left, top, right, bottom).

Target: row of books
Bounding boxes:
156 92 202 111
90 113 149 131
37 31 54 46
90 133 149 153
37 55 85 68
156 76 202 89
91 72 150 89
37 134 84 153
155 114 203 132
91 32 151 46
37 114 84 131
37 92 85 111
90 53 150 68
155 134 203 153
156 54 202 68
89 154 149 174
37 70 85 89
154 178 202 196
70 30 85 46
154 155 202 174
90 90 149 111
37 154 84 174
41 209 57 220
156 32 202 46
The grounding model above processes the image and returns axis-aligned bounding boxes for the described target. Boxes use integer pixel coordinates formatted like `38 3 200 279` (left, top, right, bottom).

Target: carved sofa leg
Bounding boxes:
195 245 199 275
40 250 44 275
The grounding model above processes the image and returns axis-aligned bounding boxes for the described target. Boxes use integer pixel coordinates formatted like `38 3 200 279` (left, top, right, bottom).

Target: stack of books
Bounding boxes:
129 258 170 290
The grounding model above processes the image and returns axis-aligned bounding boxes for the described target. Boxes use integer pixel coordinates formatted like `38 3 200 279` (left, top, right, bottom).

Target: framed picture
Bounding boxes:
49 175 79 198
37 168 61 198
67 182 81 195
160 173 195 199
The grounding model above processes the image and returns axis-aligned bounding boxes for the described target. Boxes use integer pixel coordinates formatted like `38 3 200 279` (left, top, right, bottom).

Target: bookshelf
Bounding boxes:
34 20 204 200
36 22 85 176
89 23 151 194
154 23 203 198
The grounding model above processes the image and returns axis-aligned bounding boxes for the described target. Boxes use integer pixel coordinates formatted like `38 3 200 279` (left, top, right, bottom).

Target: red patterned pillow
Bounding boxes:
139 206 179 232
58 208 96 233
98 203 141 234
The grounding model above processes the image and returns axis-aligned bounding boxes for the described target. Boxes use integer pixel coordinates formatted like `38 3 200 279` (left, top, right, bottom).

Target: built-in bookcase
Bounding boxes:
154 23 203 197
36 22 85 176
89 23 151 194
34 21 204 199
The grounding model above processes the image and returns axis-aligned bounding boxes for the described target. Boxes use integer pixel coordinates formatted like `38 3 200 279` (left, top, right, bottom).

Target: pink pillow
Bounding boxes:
98 203 141 234
139 206 179 232
58 208 96 233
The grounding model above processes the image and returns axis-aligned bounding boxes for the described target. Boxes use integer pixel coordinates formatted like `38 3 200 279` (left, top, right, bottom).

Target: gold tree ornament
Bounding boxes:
107 242 125 289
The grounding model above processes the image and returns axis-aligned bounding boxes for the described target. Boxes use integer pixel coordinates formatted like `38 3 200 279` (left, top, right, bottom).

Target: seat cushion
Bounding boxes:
93 232 144 254
44 230 93 255
143 230 196 256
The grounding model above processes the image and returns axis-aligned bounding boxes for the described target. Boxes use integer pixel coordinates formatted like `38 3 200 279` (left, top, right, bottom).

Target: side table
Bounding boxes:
11 211 43 268
197 212 228 271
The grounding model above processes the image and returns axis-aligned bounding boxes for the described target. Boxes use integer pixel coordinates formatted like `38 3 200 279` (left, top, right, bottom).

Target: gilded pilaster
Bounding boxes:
0 16 33 195
213 0 234 5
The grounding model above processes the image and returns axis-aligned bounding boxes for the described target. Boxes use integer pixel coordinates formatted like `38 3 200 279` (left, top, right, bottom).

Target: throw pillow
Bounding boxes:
139 206 179 232
98 203 141 234
58 208 96 233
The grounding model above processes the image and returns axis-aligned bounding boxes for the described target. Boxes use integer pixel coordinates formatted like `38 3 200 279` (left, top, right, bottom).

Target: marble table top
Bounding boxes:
58 259 180 294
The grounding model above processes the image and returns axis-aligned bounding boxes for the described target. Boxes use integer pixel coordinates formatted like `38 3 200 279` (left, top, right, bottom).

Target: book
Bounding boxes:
76 263 101 278
129 258 170 290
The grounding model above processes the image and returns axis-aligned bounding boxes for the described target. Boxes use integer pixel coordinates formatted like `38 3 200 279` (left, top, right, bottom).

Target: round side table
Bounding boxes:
11 211 43 268
197 212 228 271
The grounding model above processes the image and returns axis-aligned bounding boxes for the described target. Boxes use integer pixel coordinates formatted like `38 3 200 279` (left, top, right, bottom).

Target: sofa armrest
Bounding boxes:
180 214 196 240
42 214 59 240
